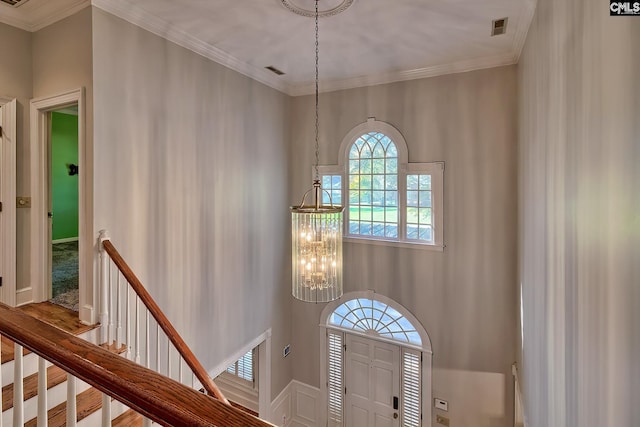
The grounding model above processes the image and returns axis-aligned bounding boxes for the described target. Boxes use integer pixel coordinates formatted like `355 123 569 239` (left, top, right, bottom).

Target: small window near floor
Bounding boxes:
226 350 254 385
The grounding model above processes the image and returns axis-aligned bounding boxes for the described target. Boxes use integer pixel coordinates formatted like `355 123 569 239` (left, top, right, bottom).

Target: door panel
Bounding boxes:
345 334 400 427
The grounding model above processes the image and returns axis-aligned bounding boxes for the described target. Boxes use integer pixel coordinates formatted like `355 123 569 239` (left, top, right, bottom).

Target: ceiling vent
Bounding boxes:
491 17 508 36
265 66 285 76
0 0 30 7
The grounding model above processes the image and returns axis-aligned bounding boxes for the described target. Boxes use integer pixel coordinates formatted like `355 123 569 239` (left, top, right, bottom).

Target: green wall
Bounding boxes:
51 111 78 241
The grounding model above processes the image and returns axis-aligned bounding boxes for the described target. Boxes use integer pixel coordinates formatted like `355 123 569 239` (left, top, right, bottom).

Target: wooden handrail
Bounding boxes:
0 303 273 427
101 239 230 405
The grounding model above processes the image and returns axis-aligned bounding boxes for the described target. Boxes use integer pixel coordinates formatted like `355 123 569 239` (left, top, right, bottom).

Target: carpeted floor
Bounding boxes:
50 241 79 311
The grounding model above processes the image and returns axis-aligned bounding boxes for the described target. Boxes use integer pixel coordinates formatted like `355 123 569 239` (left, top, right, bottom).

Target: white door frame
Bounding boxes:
0 97 17 306
319 290 433 427
30 89 89 317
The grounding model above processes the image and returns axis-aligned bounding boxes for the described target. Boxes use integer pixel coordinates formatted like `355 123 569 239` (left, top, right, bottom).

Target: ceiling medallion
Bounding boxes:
280 0 354 18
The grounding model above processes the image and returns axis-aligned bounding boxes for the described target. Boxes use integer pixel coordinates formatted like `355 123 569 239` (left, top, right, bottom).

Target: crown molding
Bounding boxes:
0 0 90 32
512 0 538 61
91 0 289 95
288 52 519 96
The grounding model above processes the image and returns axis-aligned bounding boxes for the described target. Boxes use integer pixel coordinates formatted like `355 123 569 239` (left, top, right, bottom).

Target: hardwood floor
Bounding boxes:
18 302 94 335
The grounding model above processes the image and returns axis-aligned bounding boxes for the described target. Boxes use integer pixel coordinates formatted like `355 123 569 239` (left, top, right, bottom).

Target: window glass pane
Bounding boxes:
360 191 371 205
322 191 331 204
349 159 359 173
373 175 385 190
385 175 397 190
372 158 385 173
385 224 398 238
360 207 372 221
407 191 419 207
407 174 419 190
407 207 419 224
373 143 386 158
360 175 372 190
372 206 385 222
386 158 398 173
360 145 372 159
332 191 341 205
385 207 398 223
385 191 398 207
349 221 359 234
349 191 359 204
349 206 359 219
322 176 331 189
349 144 360 159
419 208 432 225
407 225 419 239
332 176 341 189
360 223 372 235
360 159 372 173
386 143 397 157
419 190 431 208
372 191 385 206
419 174 431 190
349 175 359 190
419 226 433 242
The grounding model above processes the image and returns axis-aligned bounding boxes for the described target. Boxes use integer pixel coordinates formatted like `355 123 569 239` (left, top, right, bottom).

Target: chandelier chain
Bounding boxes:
314 0 320 181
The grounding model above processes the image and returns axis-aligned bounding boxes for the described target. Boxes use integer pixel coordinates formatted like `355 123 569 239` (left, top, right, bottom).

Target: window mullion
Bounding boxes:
399 163 408 241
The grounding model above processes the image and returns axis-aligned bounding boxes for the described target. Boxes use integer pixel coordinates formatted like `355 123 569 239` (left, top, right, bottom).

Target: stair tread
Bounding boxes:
1 335 31 364
2 302 98 365
2 364 67 411
112 409 143 426
24 387 103 427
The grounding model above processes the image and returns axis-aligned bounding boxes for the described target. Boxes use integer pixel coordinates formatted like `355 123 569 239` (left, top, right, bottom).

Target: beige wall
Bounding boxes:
290 66 518 426
91 9 293 399
518 0 639 426
0 22 32 292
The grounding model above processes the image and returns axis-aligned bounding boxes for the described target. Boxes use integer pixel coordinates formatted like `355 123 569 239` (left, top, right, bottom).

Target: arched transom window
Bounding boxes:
329 297 422 346
348 132 399 239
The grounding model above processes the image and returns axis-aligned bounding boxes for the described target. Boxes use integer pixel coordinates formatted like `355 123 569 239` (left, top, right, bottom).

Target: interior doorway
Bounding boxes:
30 88 90 323
48 107 80 310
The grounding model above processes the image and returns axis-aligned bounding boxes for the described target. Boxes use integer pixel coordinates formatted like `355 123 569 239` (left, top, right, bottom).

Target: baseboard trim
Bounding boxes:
52 237 79 244
16 287 33 306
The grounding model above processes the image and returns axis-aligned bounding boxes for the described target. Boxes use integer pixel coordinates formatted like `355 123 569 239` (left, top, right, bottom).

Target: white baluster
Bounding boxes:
143 417 152 427
108 261 114 345
13 344 24 427
179 356 184 384
99 230 110 344
192 372 196 389
167 343 171 378
66 375 77 427
37 357 48 427
116 272 122 349
126 287 131 360
135 298 140 364
145 310 150 368
156 324 160 372
101 393 111 427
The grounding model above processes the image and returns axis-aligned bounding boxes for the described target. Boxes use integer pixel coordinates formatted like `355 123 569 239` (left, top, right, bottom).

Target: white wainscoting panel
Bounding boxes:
271 380 321 427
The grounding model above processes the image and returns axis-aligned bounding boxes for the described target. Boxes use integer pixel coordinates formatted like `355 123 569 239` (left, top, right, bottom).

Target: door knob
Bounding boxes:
393 413 398 419
47 212 53 218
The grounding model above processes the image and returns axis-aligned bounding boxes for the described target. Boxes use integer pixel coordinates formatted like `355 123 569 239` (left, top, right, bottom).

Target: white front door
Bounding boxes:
345 334 400 427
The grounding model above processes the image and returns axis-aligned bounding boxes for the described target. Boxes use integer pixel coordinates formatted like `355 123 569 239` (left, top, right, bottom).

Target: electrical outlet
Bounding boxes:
436 415 450 426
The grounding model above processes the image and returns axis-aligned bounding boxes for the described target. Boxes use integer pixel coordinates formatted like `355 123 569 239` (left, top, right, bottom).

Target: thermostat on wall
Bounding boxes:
434 398 448 411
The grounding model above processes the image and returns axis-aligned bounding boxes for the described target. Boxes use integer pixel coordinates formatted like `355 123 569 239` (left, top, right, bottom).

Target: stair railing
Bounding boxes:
0 303 273 427
98 230 229 406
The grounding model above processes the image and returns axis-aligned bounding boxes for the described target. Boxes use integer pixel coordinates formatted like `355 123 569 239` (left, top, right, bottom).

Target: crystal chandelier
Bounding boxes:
290 0 344 303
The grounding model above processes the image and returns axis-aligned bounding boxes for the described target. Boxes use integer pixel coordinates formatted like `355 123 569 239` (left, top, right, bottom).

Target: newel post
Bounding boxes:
99 230 110 345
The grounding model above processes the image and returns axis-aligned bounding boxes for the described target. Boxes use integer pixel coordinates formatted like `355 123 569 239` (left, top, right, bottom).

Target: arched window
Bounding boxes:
319 291 433 427
319 118 444 249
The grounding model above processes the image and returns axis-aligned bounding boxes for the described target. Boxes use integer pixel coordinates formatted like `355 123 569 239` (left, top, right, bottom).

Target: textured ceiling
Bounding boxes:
1 0 537 95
